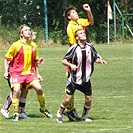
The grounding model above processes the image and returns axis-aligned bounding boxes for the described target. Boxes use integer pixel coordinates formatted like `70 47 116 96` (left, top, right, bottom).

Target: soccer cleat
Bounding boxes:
40 109 53 118
63 111 76 121
19 112 29 119
56 110 63 123
71 108 81 121
12 113 19 122
82 115 92 122
56 117 62 123
1 109 10 118
63 108 81 122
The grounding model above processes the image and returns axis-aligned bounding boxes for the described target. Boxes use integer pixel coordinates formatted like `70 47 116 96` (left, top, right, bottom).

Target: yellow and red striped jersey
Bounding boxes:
4 39 39 76
67 18 91 46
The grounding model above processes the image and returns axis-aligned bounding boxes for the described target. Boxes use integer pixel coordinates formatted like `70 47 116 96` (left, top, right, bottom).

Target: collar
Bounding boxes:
69 20 79 25
20 38 31 45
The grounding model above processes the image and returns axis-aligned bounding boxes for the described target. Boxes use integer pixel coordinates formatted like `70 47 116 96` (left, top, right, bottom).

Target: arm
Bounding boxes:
62 59 77 71
3 58 10 79
34 43 43 81
83 4 94 25
35 61 43 82
95 58 107 65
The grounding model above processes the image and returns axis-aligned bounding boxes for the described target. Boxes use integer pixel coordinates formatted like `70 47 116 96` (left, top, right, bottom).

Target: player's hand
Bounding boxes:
83 4 91 12
101 60 107 65
70 64 77 71
95 58 107 65
99 59 107 65
3 72 9 79
37 57 45 64
37 74 43 82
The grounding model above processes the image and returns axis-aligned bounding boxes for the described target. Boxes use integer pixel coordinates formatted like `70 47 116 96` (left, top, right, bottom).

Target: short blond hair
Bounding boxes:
75 29 82 38
18 24 28 35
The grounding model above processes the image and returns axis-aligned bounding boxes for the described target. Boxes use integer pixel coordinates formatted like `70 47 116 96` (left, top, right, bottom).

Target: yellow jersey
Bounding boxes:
4 39 39 76
67 18 91 46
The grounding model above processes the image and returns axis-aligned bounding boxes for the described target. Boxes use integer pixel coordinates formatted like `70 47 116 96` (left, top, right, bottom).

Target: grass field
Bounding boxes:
0 44 132 133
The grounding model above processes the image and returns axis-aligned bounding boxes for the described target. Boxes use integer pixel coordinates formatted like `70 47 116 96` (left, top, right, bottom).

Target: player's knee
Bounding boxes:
85 96 92 103
64 99 70 105
35 87 43 94
13 89 20 97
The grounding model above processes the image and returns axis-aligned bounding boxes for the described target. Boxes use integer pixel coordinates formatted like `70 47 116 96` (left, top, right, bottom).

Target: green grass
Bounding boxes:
0 44 132 133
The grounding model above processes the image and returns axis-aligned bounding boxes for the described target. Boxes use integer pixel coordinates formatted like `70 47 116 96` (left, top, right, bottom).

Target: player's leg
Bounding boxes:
1 92 12 118
65 94 74 112
81 81 92 122
57 83 77 123
57 94 73 123
65 67 80 121
63 93 80 121
1 88 28 119
12 84 21 122
1 78 12 118
81 95 92 122
31 80 53 118
19 88 29 118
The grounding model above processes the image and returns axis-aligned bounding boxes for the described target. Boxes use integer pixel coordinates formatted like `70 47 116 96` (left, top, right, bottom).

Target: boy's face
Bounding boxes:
68 10 79 21
76 30 86 41
20 26 32 40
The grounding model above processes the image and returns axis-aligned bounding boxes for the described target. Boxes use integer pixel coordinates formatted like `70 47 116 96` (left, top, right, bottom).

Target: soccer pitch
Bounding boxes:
0 44 132 133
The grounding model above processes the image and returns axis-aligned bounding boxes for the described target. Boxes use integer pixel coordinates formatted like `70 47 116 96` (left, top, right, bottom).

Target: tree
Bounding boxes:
0 0 133 44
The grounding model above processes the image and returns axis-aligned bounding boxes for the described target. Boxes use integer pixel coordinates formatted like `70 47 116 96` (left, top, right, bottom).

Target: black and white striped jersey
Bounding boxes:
63 43 100 85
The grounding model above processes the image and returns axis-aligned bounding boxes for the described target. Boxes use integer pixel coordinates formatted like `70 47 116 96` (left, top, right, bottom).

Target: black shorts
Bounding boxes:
66 80 92 96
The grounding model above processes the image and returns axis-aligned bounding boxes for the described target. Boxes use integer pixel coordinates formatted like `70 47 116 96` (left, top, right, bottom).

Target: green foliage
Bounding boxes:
0 24 68 47
0 0 133 44
0 44 132 133
0 0 44 26
0 24 19 46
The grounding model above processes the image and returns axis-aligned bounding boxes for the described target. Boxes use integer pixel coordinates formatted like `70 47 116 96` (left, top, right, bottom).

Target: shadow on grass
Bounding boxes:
89 116 107 120
62 116 107 123
26 114 44 118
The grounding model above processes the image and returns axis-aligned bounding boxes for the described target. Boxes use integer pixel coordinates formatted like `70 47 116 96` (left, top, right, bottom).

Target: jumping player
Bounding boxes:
63 4 94 121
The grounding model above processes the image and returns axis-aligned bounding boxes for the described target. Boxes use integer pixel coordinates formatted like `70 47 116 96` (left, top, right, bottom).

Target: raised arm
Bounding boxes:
83 4 94 25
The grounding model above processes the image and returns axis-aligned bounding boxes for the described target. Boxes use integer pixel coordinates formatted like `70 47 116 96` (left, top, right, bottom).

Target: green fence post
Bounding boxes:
113 0 116 42
122 17 124 39
43 0 48 43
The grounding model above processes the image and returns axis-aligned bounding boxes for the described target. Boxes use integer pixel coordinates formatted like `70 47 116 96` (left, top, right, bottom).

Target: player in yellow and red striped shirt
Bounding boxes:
65 4 94 47
3 24 53 121
1 57 44 119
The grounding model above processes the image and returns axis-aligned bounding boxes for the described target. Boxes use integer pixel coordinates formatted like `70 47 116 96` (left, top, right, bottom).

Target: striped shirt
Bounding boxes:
4 39 39 76
63 43 99 85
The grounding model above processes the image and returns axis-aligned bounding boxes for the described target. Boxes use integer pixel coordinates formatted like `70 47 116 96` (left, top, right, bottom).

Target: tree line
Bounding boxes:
0 0 133 44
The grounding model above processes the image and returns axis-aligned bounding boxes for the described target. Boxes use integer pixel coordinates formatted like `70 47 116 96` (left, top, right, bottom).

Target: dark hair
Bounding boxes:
63 6 76 21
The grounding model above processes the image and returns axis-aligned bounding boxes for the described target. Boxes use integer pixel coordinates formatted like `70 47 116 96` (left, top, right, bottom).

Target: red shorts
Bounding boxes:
10 74 38 90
